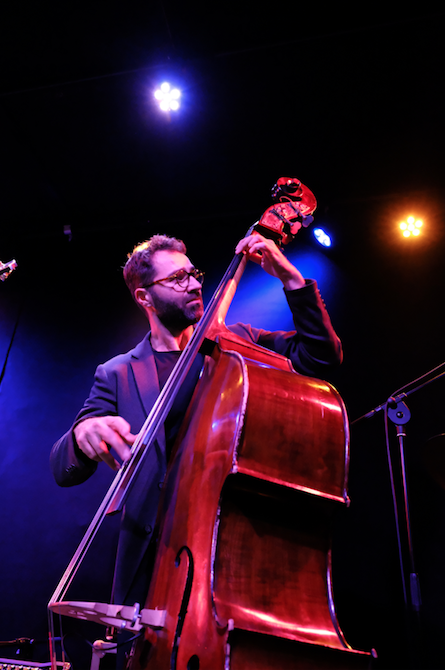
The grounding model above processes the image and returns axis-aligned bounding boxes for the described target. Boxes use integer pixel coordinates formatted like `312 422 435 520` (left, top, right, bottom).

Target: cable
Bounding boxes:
0 294 24 389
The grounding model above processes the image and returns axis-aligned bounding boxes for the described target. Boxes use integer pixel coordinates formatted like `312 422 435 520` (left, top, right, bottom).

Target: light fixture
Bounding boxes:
313 228 332 247
399 216 423 238
154 82 181 112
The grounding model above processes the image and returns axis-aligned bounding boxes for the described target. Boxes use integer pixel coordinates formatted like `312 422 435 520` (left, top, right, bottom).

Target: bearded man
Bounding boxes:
50 232 342 606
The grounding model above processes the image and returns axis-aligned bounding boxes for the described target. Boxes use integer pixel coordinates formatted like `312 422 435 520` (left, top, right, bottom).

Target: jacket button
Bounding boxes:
158 481 164 489
144 524 152 535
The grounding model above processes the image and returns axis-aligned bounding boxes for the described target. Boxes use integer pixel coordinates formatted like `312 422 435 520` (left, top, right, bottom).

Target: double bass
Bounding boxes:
49 178 373 669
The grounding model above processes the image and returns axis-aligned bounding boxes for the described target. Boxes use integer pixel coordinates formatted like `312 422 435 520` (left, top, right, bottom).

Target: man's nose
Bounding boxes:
188 275 202 291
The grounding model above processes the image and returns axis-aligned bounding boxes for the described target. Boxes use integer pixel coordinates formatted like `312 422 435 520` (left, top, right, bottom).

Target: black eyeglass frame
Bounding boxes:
143 268 205 289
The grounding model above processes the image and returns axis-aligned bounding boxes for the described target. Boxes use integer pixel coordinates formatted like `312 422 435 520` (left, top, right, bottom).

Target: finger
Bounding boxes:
247 240 267 255
106 420 137 462
75 426 118 468
245 249 264 265
84 432 126 471
93 440 121 471
96 423 134 463
235 233 262 255
245 241 272 261
235 238 251 255
75 417 135 466
105 416 136 444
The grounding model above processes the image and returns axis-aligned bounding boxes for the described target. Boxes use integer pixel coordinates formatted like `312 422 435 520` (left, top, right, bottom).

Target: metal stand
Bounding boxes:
48 601 166 670
352 361 445 666
385 399 421 615
90 640 117 670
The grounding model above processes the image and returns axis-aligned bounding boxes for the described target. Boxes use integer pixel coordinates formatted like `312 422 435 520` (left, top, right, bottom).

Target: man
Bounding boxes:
50 232 342 607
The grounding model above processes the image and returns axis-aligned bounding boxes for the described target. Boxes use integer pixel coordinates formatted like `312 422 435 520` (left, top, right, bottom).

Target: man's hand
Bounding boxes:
235 233 305 290
74 416 136 471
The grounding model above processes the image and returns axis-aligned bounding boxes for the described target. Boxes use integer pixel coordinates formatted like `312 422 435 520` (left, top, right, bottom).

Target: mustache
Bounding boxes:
187 288 203 299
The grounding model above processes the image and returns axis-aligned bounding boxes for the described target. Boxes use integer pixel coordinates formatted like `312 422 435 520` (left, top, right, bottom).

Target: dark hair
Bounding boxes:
123 234 187 298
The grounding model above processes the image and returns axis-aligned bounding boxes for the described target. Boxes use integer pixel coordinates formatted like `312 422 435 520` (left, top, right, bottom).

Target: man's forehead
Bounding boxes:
152 249 193 272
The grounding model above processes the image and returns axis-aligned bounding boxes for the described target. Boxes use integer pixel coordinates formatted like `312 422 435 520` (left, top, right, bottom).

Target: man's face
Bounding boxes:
146 250 204 329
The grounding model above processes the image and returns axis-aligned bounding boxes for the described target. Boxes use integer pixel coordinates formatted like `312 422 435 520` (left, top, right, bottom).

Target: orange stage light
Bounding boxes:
399 216 423 238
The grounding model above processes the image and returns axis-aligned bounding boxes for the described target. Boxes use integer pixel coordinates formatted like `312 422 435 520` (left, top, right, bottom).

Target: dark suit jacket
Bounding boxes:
50 281 342 604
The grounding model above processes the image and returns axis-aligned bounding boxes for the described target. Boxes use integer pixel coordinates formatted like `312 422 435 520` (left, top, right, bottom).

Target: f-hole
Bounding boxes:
187 655 200 670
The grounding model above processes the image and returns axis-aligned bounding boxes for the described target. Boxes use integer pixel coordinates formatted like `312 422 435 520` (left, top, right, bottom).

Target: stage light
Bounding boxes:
313 228 332 247
154 82 181 112
399 216 423 238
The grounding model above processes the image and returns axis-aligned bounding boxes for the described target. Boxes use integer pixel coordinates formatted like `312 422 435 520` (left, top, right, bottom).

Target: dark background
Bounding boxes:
1 2 445 668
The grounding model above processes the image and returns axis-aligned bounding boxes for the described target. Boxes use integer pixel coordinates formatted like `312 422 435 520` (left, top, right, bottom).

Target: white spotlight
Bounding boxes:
154 82 181 112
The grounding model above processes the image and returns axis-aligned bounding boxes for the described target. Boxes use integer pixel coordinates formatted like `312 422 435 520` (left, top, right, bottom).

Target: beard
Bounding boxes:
149 289 204 330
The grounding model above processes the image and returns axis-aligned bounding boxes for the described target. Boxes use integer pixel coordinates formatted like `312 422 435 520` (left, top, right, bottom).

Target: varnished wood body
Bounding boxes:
130 338 369 669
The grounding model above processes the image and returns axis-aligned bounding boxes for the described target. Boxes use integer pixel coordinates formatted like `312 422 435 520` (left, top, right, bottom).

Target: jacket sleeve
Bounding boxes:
50 363 117 487
50 428 98 487
228 279 342 377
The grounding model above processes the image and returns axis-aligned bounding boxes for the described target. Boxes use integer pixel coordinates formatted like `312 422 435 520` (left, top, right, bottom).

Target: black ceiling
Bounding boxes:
1 2 444 257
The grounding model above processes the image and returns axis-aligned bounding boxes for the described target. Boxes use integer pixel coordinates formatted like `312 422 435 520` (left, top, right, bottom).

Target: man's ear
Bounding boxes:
134 287 152 311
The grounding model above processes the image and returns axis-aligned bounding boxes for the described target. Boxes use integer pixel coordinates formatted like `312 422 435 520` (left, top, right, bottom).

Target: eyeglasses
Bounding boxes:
144 268 205 289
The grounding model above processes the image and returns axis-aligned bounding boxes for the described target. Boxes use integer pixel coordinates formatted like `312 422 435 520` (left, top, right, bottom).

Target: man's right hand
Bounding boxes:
74 416 136 471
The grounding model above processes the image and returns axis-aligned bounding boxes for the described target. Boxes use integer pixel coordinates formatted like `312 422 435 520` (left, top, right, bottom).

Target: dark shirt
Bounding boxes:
152 349 205 460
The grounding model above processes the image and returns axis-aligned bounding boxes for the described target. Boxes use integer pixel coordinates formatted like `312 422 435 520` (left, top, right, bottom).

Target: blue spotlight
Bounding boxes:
154 82 181 112
313 227 332 247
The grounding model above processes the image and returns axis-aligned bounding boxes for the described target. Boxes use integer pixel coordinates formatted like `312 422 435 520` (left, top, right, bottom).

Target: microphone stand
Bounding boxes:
351 361 445 659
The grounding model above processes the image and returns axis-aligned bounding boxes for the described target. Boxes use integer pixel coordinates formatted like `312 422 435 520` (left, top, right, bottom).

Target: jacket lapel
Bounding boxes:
130 333 161 417
111 334 168 606
129 333 167 455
